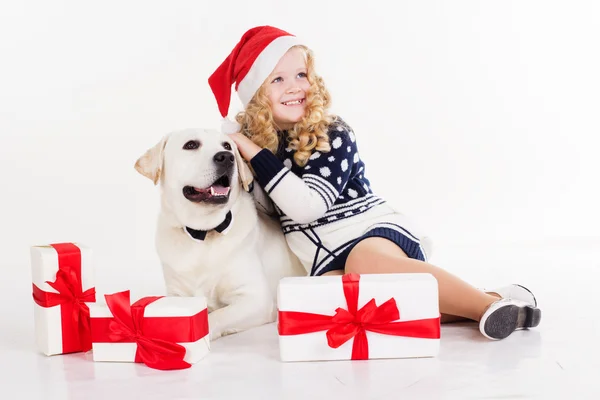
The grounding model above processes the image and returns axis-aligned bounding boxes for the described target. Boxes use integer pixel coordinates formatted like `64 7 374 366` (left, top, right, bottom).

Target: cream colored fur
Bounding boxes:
135 128 305 340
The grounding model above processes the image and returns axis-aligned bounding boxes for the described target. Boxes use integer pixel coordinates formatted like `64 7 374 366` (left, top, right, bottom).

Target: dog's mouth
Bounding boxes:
183 174 231 204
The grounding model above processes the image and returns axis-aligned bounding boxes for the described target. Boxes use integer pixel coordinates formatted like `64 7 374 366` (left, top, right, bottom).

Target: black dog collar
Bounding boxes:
184 211 233 241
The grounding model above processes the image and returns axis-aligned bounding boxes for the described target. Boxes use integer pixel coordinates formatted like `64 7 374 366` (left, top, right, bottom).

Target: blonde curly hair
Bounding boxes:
234 45 336 167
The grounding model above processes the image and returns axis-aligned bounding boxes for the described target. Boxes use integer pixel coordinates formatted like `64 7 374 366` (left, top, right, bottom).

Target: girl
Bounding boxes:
208 25 541 340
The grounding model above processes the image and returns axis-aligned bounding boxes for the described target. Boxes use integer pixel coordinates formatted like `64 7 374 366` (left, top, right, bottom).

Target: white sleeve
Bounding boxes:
249 130 357 224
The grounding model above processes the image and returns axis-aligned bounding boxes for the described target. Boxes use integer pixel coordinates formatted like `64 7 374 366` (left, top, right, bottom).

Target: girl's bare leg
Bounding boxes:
338 237 498 321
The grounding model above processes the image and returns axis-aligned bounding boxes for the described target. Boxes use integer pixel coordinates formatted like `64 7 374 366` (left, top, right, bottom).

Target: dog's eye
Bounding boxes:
183 140 200 150
223 142 232 151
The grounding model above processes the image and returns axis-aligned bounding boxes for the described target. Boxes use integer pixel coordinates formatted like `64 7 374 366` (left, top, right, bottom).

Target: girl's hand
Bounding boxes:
228 132 263 161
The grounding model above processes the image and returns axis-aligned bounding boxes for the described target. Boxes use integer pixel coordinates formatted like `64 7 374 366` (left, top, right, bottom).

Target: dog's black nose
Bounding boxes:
214 151 234 167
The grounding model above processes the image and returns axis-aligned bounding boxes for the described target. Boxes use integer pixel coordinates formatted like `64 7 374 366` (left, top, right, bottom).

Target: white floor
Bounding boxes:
2 240 599 399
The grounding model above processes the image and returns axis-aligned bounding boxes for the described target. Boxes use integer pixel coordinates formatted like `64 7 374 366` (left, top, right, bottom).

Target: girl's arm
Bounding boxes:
232 128 359 224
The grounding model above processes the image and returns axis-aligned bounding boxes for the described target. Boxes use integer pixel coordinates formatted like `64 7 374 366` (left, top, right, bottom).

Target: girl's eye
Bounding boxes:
272 77 282 83
297 72 307 78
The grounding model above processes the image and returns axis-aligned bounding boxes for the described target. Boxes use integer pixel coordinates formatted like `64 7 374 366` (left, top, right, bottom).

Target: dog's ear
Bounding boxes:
134 134 169 185
233 145 253 192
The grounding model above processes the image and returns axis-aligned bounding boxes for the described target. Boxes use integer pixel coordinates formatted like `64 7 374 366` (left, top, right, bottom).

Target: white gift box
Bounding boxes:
30 243 95 356
277 273 441 362
89 294 210 368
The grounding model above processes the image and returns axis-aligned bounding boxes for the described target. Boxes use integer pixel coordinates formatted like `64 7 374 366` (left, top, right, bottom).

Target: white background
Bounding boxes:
1 3 599 398
1 0 599 297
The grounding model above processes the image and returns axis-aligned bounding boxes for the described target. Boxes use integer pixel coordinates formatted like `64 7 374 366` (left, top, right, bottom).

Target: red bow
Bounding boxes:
32 243 96 353
278 273 440 360
101 291 192 371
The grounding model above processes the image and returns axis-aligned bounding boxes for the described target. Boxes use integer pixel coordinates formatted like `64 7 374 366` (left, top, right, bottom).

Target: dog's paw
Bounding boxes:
209 330 223 341
221 328 242 337
209 327 242 341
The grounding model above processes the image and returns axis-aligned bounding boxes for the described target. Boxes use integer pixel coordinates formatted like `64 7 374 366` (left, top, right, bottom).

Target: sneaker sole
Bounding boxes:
483 304 541 340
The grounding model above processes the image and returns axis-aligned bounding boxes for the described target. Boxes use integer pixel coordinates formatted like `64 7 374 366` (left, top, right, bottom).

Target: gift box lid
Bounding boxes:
30 242 94 294
278 273 440 319
89 296 208 318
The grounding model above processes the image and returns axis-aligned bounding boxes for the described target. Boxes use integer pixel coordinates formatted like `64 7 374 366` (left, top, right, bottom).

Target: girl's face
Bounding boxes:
265 47 311 130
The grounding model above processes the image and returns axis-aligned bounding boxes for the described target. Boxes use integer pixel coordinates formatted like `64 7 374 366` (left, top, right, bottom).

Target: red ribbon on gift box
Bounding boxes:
90 290 209 371
32 243 96 354
278 273 441 360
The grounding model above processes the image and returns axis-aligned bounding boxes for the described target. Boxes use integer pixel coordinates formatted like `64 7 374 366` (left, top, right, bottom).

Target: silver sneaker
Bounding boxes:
485 284 537 307
479 298 541 340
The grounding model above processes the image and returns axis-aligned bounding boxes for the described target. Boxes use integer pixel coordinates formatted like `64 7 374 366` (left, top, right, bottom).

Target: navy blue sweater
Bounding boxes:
250 116 386 233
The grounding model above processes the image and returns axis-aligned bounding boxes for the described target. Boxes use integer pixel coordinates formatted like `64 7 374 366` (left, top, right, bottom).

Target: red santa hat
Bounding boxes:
208 26 301 133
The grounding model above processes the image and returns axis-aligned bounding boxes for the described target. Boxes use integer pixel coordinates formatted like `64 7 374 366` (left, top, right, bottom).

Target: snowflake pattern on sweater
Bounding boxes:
250 117 387 233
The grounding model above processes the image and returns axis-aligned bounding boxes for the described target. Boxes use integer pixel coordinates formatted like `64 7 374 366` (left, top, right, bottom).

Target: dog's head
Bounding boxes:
134 128 253 228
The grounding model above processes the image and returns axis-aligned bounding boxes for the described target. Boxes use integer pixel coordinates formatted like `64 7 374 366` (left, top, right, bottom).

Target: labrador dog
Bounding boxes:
134 128 305 340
